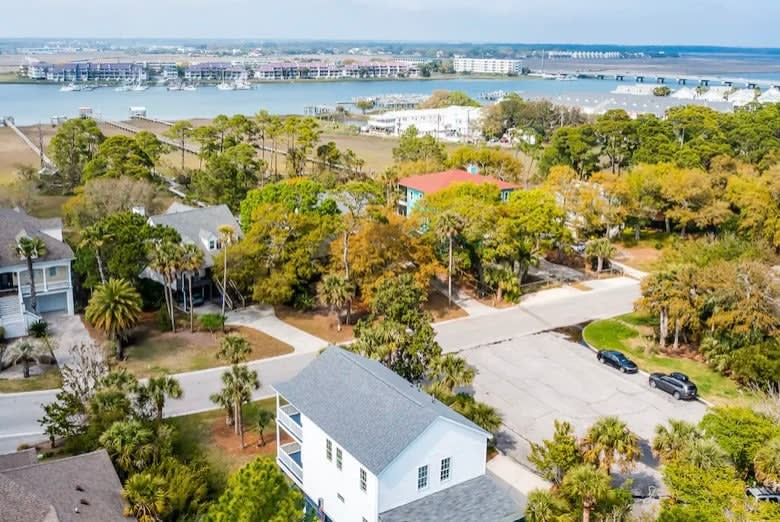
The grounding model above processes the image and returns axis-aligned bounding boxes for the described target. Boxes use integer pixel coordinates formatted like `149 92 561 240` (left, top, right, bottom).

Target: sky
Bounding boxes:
4 0 780 47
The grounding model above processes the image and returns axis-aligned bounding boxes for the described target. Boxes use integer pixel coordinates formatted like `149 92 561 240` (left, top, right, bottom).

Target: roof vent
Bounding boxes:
80 499 90 506
75 485 84 492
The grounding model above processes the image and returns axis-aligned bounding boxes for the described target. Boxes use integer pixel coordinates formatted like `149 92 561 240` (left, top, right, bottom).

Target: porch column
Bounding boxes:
16 271 25 311
42 267 48 292
276 394 281 449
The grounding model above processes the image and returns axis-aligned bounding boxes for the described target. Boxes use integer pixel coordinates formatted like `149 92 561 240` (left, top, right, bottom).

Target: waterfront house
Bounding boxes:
145 203 243 310
397 169 519 216
274 346 522 522
0 448 127 521
0 208 75 338
367 105 484 141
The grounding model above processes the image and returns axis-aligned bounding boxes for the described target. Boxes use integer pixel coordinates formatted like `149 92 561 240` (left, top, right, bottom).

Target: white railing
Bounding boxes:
20 280 70 295
278 442 303 484
277 404 303 441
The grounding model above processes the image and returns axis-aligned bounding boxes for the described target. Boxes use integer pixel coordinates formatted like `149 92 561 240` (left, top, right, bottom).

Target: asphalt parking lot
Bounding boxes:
461 331 708 494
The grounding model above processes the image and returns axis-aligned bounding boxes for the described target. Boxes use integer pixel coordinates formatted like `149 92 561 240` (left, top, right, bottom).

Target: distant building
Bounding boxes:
39 62 147 83
367 106 484 141
453 58 523 75
184 62 247 81
0 208 75 338
397 169 519 216
274 346 522 522
0 448 126 521
252 61 418 80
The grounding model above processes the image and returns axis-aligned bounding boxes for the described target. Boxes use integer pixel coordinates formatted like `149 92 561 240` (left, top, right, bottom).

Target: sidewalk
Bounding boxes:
225 305 329 354
431 280 496 317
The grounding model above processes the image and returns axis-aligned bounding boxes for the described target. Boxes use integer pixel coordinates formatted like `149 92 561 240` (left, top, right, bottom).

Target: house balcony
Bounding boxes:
20 279 70 295
277 403 303 442
278 442 303 486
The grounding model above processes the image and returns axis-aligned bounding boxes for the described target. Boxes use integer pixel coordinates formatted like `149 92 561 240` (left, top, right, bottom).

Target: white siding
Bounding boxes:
378 418 487 513
300 413 380 522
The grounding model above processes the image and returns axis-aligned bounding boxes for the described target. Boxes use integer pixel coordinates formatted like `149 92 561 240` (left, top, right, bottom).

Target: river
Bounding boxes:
1 74 778 126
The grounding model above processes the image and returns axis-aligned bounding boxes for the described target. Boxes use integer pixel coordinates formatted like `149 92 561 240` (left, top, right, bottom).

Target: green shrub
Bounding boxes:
199 313 225 333
27 320 49 338
156 305 172 332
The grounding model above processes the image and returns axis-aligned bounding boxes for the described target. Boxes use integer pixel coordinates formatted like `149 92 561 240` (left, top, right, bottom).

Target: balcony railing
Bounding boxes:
278 442 303 485
277 403 303 442
19 280 70 295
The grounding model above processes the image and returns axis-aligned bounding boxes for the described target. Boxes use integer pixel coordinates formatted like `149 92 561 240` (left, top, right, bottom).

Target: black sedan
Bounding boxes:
649 372 698 400
597 350 638 374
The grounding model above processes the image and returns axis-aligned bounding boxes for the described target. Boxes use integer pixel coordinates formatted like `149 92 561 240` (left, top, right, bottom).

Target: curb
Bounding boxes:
578 326 713 408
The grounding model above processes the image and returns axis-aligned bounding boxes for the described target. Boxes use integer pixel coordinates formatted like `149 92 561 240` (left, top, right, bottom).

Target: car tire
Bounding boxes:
650 380 656 388
620 367 626 373
673 391 681 400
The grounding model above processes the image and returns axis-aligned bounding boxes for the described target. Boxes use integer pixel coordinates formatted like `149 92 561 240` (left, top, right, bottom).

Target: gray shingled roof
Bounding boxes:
0 447 37 471
148 204 242 267
274 346 489 475
0 449 127 521
0 208 74 269
0 474 57 522
378 474 522 522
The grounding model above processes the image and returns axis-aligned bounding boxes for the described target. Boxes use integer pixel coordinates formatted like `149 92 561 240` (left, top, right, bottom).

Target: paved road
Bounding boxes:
462 331 706 495
0 278 640 453
435 277 641 352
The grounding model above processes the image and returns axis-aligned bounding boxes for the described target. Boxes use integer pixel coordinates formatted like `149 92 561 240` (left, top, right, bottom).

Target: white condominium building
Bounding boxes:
453 57 523 75
367 105 484 142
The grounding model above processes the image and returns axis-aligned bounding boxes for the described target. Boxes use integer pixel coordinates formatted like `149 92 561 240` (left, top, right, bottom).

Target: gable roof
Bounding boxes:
274 346 489 475
0 208 74 269
148 204 242 267
398 169 519 194
378 473 521 522
0 449 127 522
0 447 37 471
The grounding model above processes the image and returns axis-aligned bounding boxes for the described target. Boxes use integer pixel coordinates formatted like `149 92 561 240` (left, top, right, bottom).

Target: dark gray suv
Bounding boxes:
649 372 698 400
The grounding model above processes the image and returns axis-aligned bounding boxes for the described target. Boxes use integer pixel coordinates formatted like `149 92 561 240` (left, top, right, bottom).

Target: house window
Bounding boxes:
336 448 343 470
326 439 332 461
208 240 216 250
48 267 57 277
417 465 428 490
440 457 451 482
360 468 367 492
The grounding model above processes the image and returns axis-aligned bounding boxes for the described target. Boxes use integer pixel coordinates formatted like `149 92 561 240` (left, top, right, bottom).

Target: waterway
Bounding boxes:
0 75 778 126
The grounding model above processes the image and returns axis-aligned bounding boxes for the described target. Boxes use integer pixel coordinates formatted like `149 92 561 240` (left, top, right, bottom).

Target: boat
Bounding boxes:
217 82 235 91
167 83 182 91
59 83 81 92
115 84 131 92
234 79 252 90
555 74 577 81
130 84 149 92
182 84 197 91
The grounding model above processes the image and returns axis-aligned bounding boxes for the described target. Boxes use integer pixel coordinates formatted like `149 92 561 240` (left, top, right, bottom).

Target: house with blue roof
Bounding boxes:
273 346 522 522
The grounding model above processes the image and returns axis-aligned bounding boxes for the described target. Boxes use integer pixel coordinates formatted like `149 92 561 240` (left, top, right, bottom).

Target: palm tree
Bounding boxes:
1 339 48 378
581 416 640 473
141 376 183 421
122 472 168 522
217 225 235 321
317 274 354 331
85 278 142 360
255 409 275 447
99 419 157 475
209 387 234 426
525 489 567 522
584 238 616 273
434 210 463 306
147 240 180 333
430 353 475 393
16 236 47 313
561 464 611 522
754 437 780 489
685 437 730 470
179 243 205 332
217 333 252 364
79 223 112 284
652 419 702 462
453 398 502 434
212 364 259 448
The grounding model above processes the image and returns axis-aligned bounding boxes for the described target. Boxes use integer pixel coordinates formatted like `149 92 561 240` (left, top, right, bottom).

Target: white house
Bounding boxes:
453 58 523 75
367 106 484 142
274 346 521 522
0 208 75 338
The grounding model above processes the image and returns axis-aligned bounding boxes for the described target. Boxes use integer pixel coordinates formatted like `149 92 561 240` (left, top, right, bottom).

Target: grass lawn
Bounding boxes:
0 366 62 393
118 320 293 378
583 313 751 406
168 398 285 485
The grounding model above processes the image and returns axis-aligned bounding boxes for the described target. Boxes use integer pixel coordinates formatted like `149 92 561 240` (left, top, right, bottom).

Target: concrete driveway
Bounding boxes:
461 331 707 495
